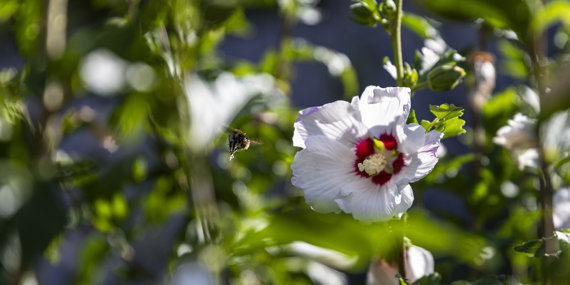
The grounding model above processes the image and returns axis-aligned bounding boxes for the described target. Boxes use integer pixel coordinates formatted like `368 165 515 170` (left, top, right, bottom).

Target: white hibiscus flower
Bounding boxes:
366 245 435 285
554 188 570 230
493 113 539 170
291 86 442 222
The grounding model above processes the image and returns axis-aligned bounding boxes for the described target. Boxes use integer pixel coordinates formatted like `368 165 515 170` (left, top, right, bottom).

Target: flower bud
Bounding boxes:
351 2 378 27
382 0 396 16
427 65 466 92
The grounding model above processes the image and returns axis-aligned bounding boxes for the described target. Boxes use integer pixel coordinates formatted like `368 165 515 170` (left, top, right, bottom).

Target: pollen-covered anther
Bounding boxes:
358 153 388 176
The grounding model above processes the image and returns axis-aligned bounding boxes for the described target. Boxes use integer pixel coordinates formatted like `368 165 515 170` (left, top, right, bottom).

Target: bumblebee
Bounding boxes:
227 128 261 160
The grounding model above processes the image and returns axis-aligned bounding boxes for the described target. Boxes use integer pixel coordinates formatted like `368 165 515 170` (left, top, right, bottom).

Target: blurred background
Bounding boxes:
1 0 570 284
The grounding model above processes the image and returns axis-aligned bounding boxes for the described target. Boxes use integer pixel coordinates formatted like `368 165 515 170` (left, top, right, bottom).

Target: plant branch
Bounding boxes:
528 1 555 283
389 0 407 279
396 212 407 279
411 81 428 92
391 0 404 86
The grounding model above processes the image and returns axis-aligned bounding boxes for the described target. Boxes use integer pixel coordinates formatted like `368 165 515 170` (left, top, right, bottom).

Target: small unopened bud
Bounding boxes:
351 2 378 27
382 0 396 16
427 65 466 92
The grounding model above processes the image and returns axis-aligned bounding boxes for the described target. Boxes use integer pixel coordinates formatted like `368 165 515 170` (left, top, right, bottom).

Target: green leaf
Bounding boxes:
0 0 19 22
418 0 530 34
397 274 410 285
514 231 570 258
531 1 570 36
111 193 129 220
77 234 111 283
422 104 466 138
132 157 147 183
402 13 439 40
109 95 149 140
497 40 529 80
450 282 472 285
407 109 418 124
44 234 62 265
471 276 508 285
413 273 442 285
284 39 359 98
145 177 186 224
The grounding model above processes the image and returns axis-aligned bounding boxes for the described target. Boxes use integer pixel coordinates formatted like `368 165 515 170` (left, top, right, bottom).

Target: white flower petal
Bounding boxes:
397 123 427 154
292 135 359 213
407 246 435 282
358 86 411 139
514 148 540 170
293 100 369 148
393 184 414 219
334 178 412 223
493 113 537 149
400 130 442 183
554 188 570 230
366 245 434 285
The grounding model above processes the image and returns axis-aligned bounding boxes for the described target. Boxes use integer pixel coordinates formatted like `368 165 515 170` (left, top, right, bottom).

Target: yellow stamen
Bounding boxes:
357 153 388 176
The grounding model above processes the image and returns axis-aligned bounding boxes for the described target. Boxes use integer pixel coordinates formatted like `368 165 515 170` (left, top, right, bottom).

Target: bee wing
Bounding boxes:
249 138 263 145
224 126 235 133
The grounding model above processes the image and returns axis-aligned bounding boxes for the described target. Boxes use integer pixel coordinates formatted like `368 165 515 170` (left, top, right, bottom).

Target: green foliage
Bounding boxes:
531 0 570 36
426 64 466 92
402 13 440 40
413 273 442 285
497 40 529 80
421 104 466 138
351 1 380 27
419 0 530 34
145 177 186 224
514 231 570 258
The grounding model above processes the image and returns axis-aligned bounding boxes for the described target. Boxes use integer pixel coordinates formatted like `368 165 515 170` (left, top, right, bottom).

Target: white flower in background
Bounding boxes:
468 52 495 110
493 113 539 170
366 245 434 285
185 72 275 152
80 49 127 96
291 86 442 222
170 262 213 285
554 188 570 230
543 110 570 161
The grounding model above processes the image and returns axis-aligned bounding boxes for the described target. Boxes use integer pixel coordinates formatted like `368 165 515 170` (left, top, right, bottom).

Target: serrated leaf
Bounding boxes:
413 273 442 285
422 104 466 138
440 117 466 138
430 104 464 120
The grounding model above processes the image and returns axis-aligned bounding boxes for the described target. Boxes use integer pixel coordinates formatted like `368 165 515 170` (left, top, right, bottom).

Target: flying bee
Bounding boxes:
226 127 261 160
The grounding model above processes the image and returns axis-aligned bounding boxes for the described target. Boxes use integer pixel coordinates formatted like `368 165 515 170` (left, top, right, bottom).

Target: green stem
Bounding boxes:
397 212 407 280
411 81 428 92
391 0 404 86
390 0 407 279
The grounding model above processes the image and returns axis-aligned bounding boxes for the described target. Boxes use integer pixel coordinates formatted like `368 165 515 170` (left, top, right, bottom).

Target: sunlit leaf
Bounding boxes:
421 104 466 138
514 231 570 258
412 272 442 285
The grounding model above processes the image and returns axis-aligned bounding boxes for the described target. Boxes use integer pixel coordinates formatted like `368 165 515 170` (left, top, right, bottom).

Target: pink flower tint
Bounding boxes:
291 86 442 222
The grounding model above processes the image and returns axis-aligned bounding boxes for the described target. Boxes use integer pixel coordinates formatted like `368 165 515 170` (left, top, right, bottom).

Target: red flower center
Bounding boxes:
354 135 406 186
